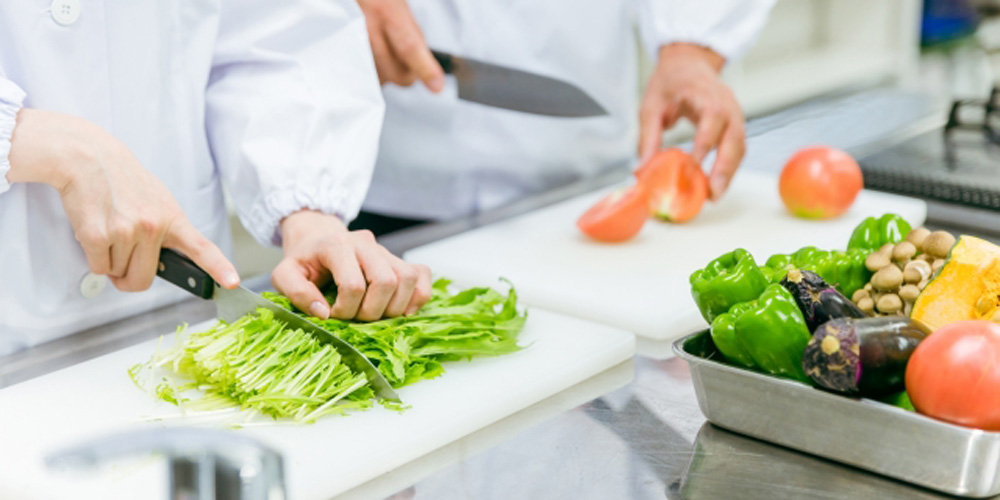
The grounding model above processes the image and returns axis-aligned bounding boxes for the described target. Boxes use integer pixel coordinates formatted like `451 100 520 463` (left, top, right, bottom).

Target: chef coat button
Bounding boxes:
50 0 81 26
80 273 108 299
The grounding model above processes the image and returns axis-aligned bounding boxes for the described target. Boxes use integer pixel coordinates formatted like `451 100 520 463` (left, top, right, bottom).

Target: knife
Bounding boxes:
431 49 608 117
155 248 400 402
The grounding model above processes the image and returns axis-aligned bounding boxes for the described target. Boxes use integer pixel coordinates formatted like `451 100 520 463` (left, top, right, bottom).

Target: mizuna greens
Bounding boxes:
130 279 525 424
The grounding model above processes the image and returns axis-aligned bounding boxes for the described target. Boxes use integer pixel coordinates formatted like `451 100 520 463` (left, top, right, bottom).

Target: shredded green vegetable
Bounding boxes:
131 279 525 424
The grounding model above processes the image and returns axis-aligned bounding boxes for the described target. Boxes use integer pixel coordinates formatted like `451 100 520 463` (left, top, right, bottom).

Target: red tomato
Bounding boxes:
906 321 1000 430
635 149 709 223
577 184 650 242
779 146 863 219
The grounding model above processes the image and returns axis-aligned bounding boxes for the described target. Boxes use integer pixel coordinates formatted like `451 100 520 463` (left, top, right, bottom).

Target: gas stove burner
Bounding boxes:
945 86 1000 145
859 93 1000 212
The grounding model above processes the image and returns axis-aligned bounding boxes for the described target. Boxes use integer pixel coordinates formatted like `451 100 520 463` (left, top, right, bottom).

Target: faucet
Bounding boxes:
46 427 286 500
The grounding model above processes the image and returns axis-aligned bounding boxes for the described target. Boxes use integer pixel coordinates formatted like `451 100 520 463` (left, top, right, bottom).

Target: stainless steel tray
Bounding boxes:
673 330 1000 498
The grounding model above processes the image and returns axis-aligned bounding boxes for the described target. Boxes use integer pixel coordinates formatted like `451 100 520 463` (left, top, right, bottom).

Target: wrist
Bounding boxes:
657 43 726 73
8 109 98 192
280 210 347 248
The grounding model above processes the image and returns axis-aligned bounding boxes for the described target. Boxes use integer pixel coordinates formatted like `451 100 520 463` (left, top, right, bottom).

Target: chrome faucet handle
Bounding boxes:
46 427 286 500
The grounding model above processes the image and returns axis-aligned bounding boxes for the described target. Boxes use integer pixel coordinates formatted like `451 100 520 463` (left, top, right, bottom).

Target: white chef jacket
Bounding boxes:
0 0 384 355
364 0 775 220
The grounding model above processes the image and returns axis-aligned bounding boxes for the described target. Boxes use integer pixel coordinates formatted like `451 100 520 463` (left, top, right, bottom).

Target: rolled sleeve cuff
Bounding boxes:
242 178 364 247
647 35 745 63
0 79 26 195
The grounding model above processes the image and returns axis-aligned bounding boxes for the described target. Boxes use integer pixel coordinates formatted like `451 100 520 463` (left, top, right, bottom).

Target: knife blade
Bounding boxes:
431 49 608 117
156 248 400 402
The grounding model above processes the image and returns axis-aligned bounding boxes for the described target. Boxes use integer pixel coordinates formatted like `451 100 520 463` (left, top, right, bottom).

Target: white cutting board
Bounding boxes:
0 308 634 500
404 171 927 348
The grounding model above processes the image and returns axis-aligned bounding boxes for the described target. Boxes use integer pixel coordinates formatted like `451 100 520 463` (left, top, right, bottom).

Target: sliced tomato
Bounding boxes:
577 184 650 243
635 148 708 223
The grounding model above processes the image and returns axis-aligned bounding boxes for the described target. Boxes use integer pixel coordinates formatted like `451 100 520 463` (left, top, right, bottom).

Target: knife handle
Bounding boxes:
431 50 453 74
156 248 215 299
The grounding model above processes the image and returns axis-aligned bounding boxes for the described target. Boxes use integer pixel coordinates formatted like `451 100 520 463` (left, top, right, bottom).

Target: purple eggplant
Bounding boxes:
780 269 866 332
802 317 931 396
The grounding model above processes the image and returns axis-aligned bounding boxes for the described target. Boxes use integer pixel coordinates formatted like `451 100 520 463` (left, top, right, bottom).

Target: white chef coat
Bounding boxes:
0 0 384 355
364 0 775 220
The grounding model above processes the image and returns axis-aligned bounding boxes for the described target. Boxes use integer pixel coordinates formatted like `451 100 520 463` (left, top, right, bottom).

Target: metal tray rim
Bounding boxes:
671 330 1000 439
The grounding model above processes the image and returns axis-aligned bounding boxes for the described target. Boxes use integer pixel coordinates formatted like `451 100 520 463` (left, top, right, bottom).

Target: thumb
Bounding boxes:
164 219 240 289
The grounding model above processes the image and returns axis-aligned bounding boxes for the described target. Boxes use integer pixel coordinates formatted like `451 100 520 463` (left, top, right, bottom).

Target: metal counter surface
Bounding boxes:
2 88 996 500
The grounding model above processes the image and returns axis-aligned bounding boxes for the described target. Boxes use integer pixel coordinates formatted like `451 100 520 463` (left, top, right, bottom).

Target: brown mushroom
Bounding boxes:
906 227 931 252
899 284 920 302
903 260 932 284
892 241 917 263
878 243 895 255
852 289 870 302
876 293 903 314
865 252 891 272
871 265 904 291
932 258 945 274
857 297 875 314
923 231 956 259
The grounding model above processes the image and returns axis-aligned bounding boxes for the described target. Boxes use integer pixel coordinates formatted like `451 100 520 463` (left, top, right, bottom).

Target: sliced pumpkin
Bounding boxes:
912 236 1000 330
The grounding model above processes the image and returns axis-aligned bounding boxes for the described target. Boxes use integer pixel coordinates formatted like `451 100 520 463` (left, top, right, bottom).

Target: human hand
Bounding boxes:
356 0 444 92
7 109 239 292
638 43 746 200
272 210 432 321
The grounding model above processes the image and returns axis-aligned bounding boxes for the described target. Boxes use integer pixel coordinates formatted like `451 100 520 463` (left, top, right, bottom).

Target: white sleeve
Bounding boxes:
0 71 26 195
637 0 777 62
205 0 385 246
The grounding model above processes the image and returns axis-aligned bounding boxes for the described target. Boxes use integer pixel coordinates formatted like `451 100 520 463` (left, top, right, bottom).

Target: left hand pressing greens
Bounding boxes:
130 279 525 424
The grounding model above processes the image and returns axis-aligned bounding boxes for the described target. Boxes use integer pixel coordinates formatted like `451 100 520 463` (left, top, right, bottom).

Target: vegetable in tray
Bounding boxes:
779 269 865 333
689 248 769 323
130 279 526 424
687 212 1000 430
847 213 912 251
763 246 871 298
802 317 930 396
709 284 812 382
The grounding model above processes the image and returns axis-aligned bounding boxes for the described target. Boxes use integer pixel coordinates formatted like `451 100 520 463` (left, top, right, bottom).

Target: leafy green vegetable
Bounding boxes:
262 278 525 388
131 279 525 424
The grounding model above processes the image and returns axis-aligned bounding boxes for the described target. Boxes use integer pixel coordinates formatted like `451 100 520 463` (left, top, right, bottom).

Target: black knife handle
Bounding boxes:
431 50 453 74
157 248 215 299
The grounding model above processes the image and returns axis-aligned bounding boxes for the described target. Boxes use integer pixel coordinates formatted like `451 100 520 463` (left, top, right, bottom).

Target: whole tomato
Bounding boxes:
906 320 1000 430
779 147 863 219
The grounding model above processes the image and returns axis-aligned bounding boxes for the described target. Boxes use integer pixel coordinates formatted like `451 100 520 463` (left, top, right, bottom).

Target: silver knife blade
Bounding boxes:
213 285 400 402
436 51 607 117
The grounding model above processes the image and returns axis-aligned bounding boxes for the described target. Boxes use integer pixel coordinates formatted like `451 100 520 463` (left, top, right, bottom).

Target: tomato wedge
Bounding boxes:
577 184 650 243
635 149 708 223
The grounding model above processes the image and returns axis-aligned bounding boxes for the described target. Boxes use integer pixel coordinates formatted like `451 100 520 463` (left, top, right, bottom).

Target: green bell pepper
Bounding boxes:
690 249 769 323
847 213 912 251
710 284 812 382
762 246 871 297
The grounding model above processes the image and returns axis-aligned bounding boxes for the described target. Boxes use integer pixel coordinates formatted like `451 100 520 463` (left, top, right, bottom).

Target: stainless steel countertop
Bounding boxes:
4 88 998 500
